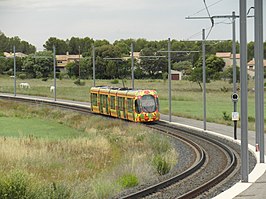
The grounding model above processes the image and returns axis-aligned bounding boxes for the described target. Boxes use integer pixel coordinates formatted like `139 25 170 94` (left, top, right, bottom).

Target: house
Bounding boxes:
171 70 182 80
4 52 27 58
215 52 240 70
56 52 82 71
124 52 141 63
247 59 266 78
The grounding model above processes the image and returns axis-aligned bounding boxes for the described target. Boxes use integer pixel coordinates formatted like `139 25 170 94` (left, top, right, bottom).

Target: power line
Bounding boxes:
188 0 224 17
203 0 214 39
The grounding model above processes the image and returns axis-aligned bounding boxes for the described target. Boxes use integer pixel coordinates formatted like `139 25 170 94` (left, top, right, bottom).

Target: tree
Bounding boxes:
94 40 110 47
205 55 225 80
135 38 149 52
139 47 167 78
43 37 68 55
113 40 130 56
80 58 92 79
189 55 225 90
68 37 81 54
172 61 193 76
66 62 78 78
92 44 131 79
222 66 240 83
189 67 207 91
0 31 9 53
22 51 53 78
0 31 36 54
247 41 254 61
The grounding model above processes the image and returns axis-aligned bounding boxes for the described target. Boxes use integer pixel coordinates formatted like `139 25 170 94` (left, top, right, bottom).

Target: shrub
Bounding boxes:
149 135 171 154
46 182 71 199
59 71 69 80
220 86 228 92
136 134 145 142
111 79 119 84
153 155 171 175
117 174 139 188
222 111 231 121
18 73 26 80
248 116 255 122
74 79 85 86
42 77 48 81
0 171 37 199
162 72 168 83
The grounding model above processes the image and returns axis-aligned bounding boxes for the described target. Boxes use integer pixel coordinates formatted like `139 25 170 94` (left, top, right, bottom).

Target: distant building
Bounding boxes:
130 52 140 59
215 52 240 70
4 52 27 58
171 70 182 80
56 52 82 71
247 58 266 78
124 52 141 63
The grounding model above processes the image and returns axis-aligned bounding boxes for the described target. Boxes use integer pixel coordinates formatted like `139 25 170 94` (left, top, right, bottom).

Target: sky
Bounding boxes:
0 0 265 51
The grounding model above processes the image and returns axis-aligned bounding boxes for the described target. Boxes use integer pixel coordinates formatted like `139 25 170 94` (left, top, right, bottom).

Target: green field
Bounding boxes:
0 75 265 130
0 117 84 139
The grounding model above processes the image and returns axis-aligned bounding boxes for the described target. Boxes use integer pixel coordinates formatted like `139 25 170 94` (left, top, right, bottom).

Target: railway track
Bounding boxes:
0 94 241 198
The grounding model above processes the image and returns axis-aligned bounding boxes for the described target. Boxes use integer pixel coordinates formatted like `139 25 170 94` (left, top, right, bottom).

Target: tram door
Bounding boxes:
126 98 134 121
100 94 109 115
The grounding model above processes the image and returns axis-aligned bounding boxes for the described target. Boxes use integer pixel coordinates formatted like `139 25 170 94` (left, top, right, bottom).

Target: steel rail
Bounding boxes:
153 121 237 198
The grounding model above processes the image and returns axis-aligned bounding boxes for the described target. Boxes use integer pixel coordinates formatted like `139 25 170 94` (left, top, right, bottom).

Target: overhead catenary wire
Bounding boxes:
203 0 214 39
188 0 224 17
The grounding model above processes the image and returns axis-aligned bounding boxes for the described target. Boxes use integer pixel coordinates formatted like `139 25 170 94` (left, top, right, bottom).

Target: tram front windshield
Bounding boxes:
141 95 156 113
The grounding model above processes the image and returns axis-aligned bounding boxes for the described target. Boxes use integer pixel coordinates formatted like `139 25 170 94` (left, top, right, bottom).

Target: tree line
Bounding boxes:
0 31 36 54
1 32 266 86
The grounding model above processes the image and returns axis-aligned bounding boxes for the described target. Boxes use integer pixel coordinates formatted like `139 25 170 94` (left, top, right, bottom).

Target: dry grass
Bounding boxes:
0 100 179 198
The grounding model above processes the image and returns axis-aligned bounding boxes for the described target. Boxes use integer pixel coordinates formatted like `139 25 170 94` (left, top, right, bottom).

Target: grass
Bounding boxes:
0 100 179 198
0 75 265 130
0 117 83 139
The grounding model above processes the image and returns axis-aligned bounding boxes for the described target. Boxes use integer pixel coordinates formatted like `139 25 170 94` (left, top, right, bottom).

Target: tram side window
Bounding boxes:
92 94 97 106
111 96 115 109
127 98 133 113
104 95 108 108
100 94 104 108
135 99 141 114
118 97 123 110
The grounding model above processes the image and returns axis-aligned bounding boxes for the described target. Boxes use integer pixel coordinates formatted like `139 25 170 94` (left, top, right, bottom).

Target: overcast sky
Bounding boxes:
0 0 264 51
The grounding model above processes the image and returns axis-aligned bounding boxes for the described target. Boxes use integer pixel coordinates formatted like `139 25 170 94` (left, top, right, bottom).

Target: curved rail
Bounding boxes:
152 121 237 198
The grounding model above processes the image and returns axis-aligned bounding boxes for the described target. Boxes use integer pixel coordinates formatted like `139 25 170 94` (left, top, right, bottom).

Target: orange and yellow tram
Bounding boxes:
90 86 160 122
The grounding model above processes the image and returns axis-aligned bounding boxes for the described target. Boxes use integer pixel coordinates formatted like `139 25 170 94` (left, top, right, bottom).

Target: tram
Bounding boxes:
90 86 160 122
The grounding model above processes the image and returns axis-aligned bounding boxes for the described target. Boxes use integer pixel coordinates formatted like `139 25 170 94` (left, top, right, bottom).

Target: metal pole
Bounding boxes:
259 0 264 163
92 45 95 87
232 11 238 140
255 0 260 150
256 0 264 163
202 29 206 130
168 38 172 122
131 43 134 89
78 46 81 79
13 45 16 96
53 45 56 101
239 0 248 182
